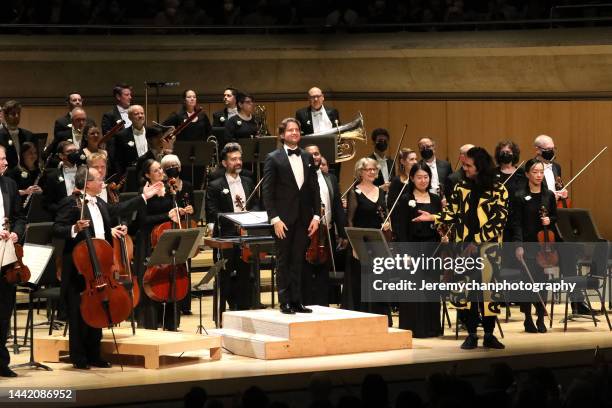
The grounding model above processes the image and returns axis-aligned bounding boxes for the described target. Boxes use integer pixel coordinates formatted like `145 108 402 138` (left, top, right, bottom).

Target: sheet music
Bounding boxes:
222 211 269 226
22 244 54 285
0 240 17 267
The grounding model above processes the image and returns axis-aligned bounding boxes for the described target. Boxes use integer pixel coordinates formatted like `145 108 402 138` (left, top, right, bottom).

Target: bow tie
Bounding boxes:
287 148 300 156
86 197 97 205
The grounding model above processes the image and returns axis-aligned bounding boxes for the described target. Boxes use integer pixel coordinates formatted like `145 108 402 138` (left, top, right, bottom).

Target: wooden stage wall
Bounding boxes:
19 99 612 239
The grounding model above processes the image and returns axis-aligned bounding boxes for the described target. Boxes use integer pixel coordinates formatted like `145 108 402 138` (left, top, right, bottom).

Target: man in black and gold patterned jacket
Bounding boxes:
414 147 508 350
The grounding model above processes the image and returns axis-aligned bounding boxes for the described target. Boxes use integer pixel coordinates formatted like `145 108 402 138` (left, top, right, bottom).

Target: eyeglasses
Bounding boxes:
363 168 378 172
309 95 323 100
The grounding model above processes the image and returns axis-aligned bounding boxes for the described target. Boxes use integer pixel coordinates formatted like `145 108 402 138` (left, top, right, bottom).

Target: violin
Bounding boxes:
107 174 127 205
536 206 559 269
72 191 132 329
554 176 571 208
98 119 125 147
112 231 140 306
377 204 392 242
2 218 31 285
142 181 190 305
235 195 267 263
306 204 330 265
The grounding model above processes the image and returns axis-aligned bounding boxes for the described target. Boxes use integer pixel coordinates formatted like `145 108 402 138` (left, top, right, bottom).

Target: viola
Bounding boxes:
536 206 559 269
112 232 140 306
2 218 31 285
306 204 330 265
235 195 267 263
554 176 571 208
72 192 132 329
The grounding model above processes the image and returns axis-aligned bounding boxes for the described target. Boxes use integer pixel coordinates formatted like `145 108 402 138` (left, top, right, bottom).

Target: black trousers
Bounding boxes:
275 219 309 305
302 261 330 307
458 302 496 334
64 281 102 365
218 247 253 312
520 257 548 316
0 280 15 368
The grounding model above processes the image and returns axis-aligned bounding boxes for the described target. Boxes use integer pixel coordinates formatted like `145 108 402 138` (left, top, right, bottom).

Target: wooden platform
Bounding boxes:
214 306 412 359
34 328 222 369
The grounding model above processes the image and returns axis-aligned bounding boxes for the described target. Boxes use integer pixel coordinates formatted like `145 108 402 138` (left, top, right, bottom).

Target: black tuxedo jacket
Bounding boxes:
430 158 452 195
0 176 28 320
262 147 321 225
0 127 35 170
40 166 72 215
295 106 340 136
206 174 257 236
212 108 229 127
53 113 96 140
321 172 347 238
368 153 395 187
115 126 154 174
101 106 122 135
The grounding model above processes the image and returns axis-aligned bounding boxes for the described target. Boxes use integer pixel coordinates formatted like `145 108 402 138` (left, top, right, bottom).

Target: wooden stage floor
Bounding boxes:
3 293 612 407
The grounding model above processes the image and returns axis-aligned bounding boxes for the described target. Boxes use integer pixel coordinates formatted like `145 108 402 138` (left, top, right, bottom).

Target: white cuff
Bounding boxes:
207 223 215 233
271 216 281 225
313 215 320 222
71 225 77 238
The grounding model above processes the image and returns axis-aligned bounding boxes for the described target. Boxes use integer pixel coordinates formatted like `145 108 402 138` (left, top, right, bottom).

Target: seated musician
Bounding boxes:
0 145 27 377
82 125 108 160
4 141 42 203
134 159 189 330
41 141 84 216
52 165 163 369
212 87 239 127
162 89 212 141
0 100 36 171
222 92 258 147
206 143 257 313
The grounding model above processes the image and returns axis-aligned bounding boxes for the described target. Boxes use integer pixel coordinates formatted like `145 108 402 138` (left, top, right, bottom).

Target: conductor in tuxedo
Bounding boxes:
0 146 26 377
52 166 163 369
206 143 256 313
262 118 321 314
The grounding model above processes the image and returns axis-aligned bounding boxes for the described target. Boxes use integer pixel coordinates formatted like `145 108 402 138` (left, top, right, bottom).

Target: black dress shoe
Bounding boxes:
572 302 599 315
483 334 505 349
460 334 478 350
524 318 538 333
72 362 90 370
280 303 295 314
292 304 312 313
0 366 17 377
536 317 547 333
89 360 112 368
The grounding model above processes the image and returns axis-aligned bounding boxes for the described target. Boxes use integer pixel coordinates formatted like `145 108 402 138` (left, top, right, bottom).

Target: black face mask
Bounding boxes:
67 151 85 165
421 147 434 160
165 167 180 178
498 151 514 164
540 149 555 161
375 141 388 152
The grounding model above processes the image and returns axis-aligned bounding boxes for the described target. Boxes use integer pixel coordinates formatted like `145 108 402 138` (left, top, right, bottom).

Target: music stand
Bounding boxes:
173 141 216 187
147 228 203 331
237 136 278 179
299 134 337 164
194 258 227 332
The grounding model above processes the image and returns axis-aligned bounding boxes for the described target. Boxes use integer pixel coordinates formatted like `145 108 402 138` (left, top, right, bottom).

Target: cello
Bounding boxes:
306 204 330 265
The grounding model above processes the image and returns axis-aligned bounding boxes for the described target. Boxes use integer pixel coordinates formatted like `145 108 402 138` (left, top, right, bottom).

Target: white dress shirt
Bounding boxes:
311 107 333 133
317 169 331 225
543 162 556 191
132 127 148 157
285 145 304 189
63 165 77 196
426 159 441 194
226 173 247 212
98 187 108 203
227 107 238 119
117 105 132 128
71 195 105 239
71 127 83 148
0 182 5 221
373 152 390 183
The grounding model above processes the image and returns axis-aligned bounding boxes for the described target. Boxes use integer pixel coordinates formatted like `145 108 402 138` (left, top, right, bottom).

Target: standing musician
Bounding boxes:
134 159 190 330
206 143 256 313
5 141 42 204
262 118 320 315
511 158 557 334
222 92 258 146
115 105 153 175
41 141 83 216
163 89 212 141
295 87 340 136
494 140 526 242
101 83 133 134
52 165 163 369
388 148 418 232
47 108 89 157
395 162 443 338
413 147 508 349
417 137 452 198
302 144 348 307
53 93 96 140
212 87 239 127
81 125 108 160
0 100 36 171
346 157 391 324
0 145 26 377
369 128 394 191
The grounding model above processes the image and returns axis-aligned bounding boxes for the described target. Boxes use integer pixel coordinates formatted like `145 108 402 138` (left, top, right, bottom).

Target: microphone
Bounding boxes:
144 81 180 88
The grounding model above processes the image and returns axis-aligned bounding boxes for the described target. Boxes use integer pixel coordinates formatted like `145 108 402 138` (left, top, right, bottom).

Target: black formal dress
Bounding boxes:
396 192 443 338
222 115 258 147
163 109 212 142
262 146 320 306
0 176 26 372
345 186 391 323
52 193 145 366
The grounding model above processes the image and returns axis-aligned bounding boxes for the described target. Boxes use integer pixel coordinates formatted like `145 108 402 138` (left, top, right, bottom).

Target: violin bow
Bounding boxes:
562 146 608 190
389 124 408 177
518 257 551 325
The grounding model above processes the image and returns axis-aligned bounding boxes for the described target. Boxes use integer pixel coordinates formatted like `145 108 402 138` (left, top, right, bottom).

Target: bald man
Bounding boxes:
115 105 153 174
295 87 340 136
54 93 96 140
533 135 568 202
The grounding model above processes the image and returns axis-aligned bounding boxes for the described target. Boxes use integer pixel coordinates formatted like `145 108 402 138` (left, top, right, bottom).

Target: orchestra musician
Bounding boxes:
81 125 108 160
395 162 443 338
417 137 452 198
205 143 256 313
212 87 239 127
41 141 84 216
163 90 212 141
368 128 394 191
53 93 96 140
222 92 258 146
4 141 42 203
115 105 153 175
388 148 418 233
0 145 26 377
413 147 508 349
511 158 557 334
302 144 348 307
87 153 110 204
295 87 340 136
52 165 163 369
345 157 391 324
101 83 133 134
48 107 89 156
0 100 36 171
262 118 320 315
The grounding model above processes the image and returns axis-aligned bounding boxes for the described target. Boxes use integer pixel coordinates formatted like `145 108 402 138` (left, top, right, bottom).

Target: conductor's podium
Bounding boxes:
214 306 412 360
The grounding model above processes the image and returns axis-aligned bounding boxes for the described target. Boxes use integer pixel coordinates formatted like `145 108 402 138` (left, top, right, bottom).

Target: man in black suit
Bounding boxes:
368 128 394 190
212 87 239 127
53 166 163 369
41 141 83 215
533 134 566 200
45 108 89 164
53 93 96 140
417 137 452 197
0 146 26 377
115 105 153 174
302 145 348 306
206 143 256 313
101 84 133 134
0 100 36 170
262 118 321 314
295 87 340 136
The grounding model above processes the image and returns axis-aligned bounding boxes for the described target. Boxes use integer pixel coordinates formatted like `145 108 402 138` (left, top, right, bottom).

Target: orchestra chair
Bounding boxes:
26 193 53 223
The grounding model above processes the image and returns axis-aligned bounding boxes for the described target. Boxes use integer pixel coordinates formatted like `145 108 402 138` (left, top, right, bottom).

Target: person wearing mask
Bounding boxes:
417 137 451 198
368 128 394 191
41 141 85 215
